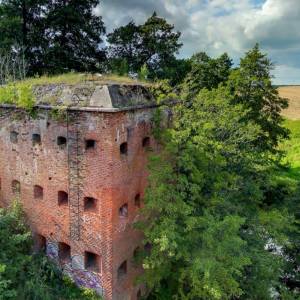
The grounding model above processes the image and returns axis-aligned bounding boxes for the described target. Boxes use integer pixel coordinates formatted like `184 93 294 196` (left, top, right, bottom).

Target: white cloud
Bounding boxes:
95 0 300 84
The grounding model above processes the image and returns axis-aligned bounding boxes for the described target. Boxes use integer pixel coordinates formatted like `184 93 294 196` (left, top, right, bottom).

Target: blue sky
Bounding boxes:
95 0 300 84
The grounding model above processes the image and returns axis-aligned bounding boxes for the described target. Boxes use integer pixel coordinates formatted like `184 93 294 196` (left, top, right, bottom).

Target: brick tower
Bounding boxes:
0 82 157 300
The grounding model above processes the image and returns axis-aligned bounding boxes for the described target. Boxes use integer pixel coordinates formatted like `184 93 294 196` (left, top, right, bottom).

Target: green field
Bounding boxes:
278 119 300 182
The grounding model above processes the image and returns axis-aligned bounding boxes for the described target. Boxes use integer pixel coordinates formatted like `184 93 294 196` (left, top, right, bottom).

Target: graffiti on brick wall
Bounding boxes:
46 241 104 295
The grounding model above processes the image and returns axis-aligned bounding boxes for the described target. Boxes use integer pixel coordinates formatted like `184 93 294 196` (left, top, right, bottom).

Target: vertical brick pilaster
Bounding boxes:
67 111 84 241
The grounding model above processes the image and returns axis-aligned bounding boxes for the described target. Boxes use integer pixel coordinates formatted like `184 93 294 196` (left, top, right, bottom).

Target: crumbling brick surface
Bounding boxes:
0 106 154 300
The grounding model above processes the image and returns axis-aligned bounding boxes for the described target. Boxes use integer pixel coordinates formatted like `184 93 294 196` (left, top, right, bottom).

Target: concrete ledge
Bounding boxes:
0 103 161 112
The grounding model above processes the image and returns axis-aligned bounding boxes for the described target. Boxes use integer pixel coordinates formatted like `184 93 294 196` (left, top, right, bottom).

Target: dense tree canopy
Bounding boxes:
182 52 233 99
40 0 106 74
138 46 298 300
0 0 106 75
107 12 183 81
228 44 289 153
0 0 46 56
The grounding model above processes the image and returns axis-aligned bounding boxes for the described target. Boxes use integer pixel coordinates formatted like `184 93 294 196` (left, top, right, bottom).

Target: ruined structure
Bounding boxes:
0 81 158 300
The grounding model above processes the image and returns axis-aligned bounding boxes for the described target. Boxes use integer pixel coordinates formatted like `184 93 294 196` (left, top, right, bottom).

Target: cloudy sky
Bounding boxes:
95 0 300 84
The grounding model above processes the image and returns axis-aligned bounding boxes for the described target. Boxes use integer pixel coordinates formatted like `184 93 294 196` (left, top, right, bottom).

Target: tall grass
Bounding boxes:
278 119 300 182
14 72 149 85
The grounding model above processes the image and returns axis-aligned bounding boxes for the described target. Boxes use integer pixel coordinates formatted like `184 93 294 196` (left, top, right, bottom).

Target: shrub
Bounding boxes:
0 201 101 300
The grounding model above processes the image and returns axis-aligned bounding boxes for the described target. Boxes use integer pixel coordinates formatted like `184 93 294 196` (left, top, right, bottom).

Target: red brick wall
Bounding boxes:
0 107 154 300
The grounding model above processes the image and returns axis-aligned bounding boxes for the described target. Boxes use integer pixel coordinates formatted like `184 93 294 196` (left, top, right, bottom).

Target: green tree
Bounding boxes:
0 0 49 69
109 58 129 76
0 0 106 75
138 63 150 81
40 0 106 74
182 52 233 99
157 58 191 86
228 44 289 153
0 0 44 51
107 12 182 80
106 21 140 73
139 83 295 299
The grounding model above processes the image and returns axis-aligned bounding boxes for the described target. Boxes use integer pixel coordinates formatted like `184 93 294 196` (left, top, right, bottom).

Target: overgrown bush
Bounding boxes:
0 201 101 300
0 82 35 111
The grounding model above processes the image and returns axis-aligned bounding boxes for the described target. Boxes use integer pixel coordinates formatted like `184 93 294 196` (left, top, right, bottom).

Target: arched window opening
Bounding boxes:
58 242 71 263
58 191 68 206
85 139 96 150
119 203 128 218
134 194 141 208
32 134 41 146
57 136 67 148
120 142 128 155
142 137 150 148
117 260 127 279
34 185 43 199
85 251 101 272
84 197 97 212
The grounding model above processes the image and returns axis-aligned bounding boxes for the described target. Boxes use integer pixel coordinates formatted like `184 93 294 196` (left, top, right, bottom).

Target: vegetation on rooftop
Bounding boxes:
12 73 147 86
0 72 150 111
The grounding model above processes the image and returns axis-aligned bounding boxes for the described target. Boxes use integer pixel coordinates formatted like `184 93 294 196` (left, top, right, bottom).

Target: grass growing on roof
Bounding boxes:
14 72 148 86
0 72 149 110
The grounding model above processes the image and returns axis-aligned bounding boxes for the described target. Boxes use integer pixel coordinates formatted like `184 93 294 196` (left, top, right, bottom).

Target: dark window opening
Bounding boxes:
134 194 141 208
57 136 67 147
12 180 20 194
34 185 43 199
85 139 96 150
58 191 68 206
84 197 97 212
142 137 150 148
32 134 41 146
119 203 128 218
120 142 128 155
35 234 46 253
10 131 18 144
58 242 71 263
85 251 100 272
117 260 127 279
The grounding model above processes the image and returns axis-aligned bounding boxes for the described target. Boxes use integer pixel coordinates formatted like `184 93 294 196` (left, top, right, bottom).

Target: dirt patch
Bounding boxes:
278 86 300 120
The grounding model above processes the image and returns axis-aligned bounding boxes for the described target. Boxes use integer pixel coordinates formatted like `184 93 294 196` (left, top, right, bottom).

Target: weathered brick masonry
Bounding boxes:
0 83 157 300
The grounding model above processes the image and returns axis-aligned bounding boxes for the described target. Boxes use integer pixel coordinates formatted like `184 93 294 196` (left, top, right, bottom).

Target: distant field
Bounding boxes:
277 86 300 181
279 119 300 180
278 86 300 120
